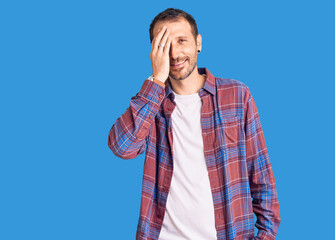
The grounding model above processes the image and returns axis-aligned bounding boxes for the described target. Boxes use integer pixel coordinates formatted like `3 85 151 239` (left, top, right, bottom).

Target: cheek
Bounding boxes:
184 46 197 56
187 48 198 59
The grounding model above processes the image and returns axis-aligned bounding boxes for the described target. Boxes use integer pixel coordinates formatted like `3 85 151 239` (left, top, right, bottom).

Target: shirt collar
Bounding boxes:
164 67 216 100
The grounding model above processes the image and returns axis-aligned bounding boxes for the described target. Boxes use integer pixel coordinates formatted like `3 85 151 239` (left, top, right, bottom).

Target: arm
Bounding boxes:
244 88 281 239
108 79 165 159
108 26 171 159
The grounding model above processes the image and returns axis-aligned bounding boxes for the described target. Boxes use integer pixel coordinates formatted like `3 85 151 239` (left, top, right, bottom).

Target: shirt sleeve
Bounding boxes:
243 88 281 239
108 79 165 159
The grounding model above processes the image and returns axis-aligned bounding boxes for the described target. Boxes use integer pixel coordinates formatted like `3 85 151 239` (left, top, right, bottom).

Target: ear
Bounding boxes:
196 34 202 52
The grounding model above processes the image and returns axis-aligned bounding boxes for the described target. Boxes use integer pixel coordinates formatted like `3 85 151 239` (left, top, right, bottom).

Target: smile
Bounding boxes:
171 59 187 68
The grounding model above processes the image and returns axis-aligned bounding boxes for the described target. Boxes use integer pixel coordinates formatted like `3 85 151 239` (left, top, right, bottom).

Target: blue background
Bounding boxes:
1 0 334 239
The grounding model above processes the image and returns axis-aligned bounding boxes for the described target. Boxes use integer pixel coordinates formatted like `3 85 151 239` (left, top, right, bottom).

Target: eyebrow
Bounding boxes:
176 36 189 39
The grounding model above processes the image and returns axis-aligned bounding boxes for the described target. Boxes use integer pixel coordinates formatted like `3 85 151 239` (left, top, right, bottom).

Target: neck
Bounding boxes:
169 67 206 95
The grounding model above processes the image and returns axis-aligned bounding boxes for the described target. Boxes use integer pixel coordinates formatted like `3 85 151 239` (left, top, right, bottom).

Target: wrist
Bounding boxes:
147 75 165 88
153 74 166 83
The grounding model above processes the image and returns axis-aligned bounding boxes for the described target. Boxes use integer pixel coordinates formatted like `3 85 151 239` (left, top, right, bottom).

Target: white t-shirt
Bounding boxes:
158 87 217 240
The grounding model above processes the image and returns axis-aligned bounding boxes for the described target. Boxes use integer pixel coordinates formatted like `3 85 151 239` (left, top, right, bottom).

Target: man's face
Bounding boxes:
152 18 201 81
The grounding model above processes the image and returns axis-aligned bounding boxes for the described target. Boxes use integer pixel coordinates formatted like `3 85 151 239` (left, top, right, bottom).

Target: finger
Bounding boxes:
151 28 163 52
152 26 167 51
164 36 171 55
151 28 162 52
158 29 170 51
153 27 166 51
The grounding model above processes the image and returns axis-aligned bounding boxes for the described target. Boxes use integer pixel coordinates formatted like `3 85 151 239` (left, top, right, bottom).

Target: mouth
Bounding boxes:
170 59 187 68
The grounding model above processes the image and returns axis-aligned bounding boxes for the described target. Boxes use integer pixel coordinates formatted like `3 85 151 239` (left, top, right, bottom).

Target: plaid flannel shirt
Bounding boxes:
108 68 280 240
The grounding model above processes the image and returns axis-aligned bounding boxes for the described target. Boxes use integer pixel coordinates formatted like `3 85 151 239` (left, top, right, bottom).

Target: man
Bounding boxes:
108 8 280 240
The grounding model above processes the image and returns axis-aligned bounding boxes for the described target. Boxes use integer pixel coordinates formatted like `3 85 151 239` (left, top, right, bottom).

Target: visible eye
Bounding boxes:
179 39 186 43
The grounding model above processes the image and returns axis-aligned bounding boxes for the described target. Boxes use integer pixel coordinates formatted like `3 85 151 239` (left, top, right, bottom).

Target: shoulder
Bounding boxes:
210 75 253 117
215 77 250 96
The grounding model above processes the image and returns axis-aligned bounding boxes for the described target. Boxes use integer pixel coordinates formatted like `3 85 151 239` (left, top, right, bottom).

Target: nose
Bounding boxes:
169 42 180 61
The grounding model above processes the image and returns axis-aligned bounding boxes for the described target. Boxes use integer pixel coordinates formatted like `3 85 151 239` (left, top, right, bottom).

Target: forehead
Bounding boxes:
153 18 193 38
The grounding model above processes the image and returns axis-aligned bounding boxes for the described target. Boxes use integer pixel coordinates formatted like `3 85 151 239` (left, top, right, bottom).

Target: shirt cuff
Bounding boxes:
153 78 165 88
147 75 166 88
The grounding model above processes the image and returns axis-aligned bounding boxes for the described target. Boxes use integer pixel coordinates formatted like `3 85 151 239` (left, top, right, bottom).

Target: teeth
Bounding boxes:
172 59 186 66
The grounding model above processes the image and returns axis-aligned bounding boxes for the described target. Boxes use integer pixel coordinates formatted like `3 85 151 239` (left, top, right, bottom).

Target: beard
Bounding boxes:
169 56 197 81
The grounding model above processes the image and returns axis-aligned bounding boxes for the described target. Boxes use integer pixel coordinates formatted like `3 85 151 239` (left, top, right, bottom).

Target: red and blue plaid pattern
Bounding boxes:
108 68 280 240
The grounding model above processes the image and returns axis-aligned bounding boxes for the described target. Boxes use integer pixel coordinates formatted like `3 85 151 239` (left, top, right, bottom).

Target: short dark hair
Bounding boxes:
149 8 199 43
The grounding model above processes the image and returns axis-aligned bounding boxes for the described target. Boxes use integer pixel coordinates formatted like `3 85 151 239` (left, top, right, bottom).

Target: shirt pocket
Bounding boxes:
222 115 240 145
